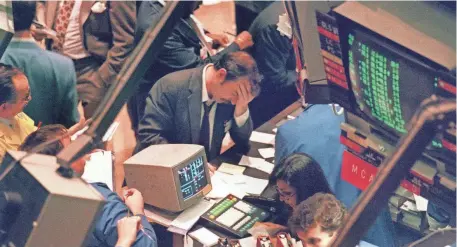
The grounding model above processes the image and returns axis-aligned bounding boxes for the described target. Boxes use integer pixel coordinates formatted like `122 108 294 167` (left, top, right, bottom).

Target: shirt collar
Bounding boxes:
11 37 36 43
202 63 214 104
0 116 14 128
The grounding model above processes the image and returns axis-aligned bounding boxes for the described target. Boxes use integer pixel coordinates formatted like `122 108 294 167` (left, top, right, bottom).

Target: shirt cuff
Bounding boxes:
234 108 250 127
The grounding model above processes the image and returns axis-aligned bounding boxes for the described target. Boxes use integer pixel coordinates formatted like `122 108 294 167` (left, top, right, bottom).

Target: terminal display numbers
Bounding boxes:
178 156 207 200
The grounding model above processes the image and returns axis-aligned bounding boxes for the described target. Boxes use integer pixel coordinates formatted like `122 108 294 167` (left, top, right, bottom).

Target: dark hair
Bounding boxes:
213 51 262 96
270 153 332 204
288 193 346 235
0 63 24 105
12 1 36 32
19 124 68 155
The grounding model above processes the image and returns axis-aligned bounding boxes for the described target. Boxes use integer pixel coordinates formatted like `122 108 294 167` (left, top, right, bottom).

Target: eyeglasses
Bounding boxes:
275 185 296 198
21 91 31 102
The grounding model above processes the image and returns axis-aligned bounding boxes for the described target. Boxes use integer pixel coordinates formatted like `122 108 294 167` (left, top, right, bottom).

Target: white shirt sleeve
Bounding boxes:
234 108 250 127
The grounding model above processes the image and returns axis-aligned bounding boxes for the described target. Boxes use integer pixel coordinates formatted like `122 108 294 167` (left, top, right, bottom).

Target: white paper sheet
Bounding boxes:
234 174 269 196
184 234 194 247
82 151 113 190
218 163 246 175
239 236 256 247
258 148 275 159
206 172 246 199
189 227 219 247
413 194 429 211
272 128 278 133
168 199 215 235
102 121 120 142
239 155 275 174
249 131 275 145
206 172 269 199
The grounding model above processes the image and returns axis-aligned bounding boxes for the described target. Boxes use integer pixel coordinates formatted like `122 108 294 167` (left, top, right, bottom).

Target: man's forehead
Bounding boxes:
12 74 30 91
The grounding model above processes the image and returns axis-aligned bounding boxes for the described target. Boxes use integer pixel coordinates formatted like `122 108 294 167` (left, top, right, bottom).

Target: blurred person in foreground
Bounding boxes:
19 125 157 247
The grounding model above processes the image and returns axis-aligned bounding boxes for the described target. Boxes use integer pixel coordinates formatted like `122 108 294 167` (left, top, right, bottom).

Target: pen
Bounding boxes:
223 30 236 37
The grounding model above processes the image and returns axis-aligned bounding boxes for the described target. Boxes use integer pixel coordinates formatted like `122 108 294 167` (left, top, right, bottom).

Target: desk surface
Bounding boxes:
144 100 305 243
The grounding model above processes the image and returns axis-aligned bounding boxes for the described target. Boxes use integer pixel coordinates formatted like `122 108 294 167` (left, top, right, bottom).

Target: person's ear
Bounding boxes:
216 68 227 82
1 102 10 111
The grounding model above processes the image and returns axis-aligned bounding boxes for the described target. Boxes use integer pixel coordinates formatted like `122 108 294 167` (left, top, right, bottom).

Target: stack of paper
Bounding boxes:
189 227 220 247
218 163 246 175
239 155 275 174
168 199 215 235
206 171 269 199
277 13 292 39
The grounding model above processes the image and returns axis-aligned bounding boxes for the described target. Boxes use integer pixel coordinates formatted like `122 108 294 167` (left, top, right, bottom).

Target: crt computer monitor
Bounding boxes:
124 144 212 212
335 14 455 138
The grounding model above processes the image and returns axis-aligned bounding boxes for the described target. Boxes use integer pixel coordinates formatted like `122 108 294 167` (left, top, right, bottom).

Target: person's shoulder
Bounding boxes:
90 183 121 201
155 67 199 91
16 112 35 126
42 50 74 67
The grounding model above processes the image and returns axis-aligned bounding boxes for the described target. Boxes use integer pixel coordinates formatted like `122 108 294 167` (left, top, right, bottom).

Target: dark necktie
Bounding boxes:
199 102 215 158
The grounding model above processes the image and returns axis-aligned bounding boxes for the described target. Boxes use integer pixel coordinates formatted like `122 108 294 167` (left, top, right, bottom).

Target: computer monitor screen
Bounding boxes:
340 23 437 135
178 155 207 200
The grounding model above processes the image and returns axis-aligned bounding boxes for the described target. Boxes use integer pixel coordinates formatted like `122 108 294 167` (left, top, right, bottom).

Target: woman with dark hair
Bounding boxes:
253 153 333 234
270 153 333 210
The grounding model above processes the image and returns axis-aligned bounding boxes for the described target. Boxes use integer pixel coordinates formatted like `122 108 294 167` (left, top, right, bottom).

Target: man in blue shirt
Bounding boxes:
19 124 157 247
2 1 80 128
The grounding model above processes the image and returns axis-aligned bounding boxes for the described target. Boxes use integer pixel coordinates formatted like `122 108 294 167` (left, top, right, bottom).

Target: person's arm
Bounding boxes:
95 1 136 88
91 184 157 247
135 1 164 44
115 216 141 247
157 29 252 72
136 80 174 152
58 58 80 128
253 25 296 90
230 81 254 147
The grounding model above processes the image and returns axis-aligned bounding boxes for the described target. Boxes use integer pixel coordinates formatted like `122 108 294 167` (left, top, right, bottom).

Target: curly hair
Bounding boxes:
288 193 346 236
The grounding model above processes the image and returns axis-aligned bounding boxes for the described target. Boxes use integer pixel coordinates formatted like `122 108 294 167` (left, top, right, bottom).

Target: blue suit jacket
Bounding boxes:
275 105 398 247
1 40 79 128
87 183 157 247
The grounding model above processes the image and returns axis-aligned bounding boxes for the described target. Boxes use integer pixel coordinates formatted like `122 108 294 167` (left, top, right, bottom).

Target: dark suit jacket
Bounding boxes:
38 1 136 100
136 1 241 85
137 66 253 161
248 1 296 92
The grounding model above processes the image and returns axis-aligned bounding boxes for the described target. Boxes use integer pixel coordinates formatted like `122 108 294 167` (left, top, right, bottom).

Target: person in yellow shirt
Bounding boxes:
0 64 37 161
